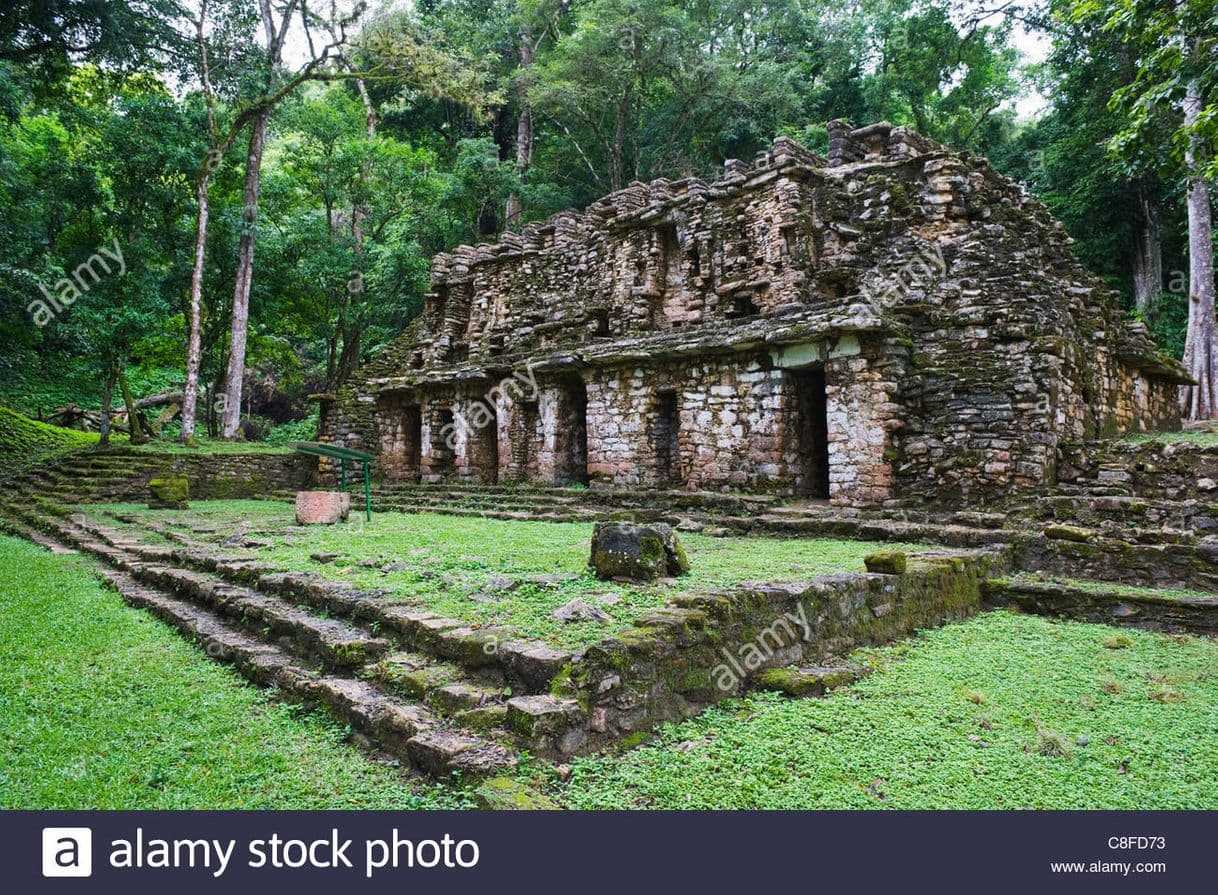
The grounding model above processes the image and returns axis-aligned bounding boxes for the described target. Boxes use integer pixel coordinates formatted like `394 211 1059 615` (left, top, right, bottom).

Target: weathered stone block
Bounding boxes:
1044 524 1095 543
864 550 907 574
589 520 690 580
295 490 350 525
505 695 585 741
148 476 189 509
472 777 559 810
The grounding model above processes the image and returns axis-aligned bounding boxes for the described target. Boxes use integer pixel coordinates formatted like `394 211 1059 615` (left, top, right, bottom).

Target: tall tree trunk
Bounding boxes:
506 25 535 226
335 324 361 386
220 108 270 438
117 365 146 444
1130 179 1163 313
98 364 117 447
329 64 376 390
181 173 210 443
1181 78 1218 420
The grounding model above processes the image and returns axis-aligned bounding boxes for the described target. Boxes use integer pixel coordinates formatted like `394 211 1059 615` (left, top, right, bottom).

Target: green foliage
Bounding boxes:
1076 0 1218 178
0 535 466 809
555 611 1218 808
264 412 321 446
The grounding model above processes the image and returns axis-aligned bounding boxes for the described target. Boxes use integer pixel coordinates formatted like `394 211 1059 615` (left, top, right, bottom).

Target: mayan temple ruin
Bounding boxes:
319 120 1189 507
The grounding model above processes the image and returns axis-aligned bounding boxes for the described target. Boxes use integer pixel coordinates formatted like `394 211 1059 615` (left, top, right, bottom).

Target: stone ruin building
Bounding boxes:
319 120 1189 508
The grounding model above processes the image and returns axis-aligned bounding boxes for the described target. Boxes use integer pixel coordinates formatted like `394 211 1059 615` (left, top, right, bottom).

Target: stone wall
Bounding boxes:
323 122 1186 507
34 450 316 504
1057 437 1218 501
168 453 316 499
555 548 1006 749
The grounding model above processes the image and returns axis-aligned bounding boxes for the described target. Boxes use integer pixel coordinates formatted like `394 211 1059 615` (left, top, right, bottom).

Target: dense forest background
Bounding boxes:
1 0 1215 441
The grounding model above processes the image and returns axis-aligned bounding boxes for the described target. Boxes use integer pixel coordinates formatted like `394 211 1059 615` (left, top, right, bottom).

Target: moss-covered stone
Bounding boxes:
472 777 559 810
148 476 190 509
1044 524 1095 543
864 550 907 574
589 520 689 580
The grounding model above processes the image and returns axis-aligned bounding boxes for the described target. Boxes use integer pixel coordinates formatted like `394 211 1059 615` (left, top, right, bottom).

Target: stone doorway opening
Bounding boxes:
513 399 539 476
472 400 500 484
554 377 589 485
653 389 682 487
790 368 830 498
433 407 457 478
401 404 422 481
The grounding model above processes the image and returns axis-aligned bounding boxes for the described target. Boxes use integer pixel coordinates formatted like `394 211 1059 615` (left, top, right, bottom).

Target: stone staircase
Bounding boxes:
370 481 1015 547
0 497 588 779
2 449 177 504
982 576 1218 635
1 446 305 506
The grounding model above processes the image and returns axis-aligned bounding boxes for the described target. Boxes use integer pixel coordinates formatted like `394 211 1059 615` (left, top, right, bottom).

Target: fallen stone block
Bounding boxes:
589 520 690 581
864 550 907 574
295 490 350 525
148 476 190 510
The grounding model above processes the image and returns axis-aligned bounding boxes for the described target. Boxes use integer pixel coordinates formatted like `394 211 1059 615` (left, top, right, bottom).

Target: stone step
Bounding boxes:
371 482 779 514
369 484 1014 549
5 510 520 778
1032 494 1218 533
377 500 600 524
375 491 596 511
363 651 511 732
23 510 390 671
73 511 574 695
982 577 1218 635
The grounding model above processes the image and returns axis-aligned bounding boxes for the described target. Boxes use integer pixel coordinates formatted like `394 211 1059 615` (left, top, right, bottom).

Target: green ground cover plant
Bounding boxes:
0 406 102 475
553 611 1218 809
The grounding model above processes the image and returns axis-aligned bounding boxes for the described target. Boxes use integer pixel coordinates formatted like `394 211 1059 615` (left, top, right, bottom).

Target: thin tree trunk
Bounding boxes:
335 324 361 386
1181 78 1218 420
506 25 535 226
329 60 376 390
117 365 146 444
221 108 270 438
1131 179 1163 314
98 364 117 447
181 174 210 443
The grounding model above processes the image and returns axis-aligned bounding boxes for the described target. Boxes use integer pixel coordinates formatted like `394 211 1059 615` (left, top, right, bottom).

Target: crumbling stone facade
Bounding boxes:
321 121 1187 507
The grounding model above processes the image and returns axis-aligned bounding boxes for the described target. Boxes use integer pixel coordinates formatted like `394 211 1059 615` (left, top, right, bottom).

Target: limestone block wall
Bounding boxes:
321 124 1188 507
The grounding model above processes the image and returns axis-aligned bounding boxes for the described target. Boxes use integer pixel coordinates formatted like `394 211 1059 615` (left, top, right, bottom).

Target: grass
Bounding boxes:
90 500 932 649
0 405 102 476
0 534 465 809
5 526 1217 811
551 611 1218 809
1010 571 1215 603
127 437 291 455
1121 430 1218 447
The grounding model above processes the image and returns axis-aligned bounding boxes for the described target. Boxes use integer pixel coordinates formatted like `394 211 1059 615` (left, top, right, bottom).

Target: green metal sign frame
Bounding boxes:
290 441 377 521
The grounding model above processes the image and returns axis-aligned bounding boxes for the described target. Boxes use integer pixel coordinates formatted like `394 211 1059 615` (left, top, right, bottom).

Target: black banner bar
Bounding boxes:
5 810 1209 893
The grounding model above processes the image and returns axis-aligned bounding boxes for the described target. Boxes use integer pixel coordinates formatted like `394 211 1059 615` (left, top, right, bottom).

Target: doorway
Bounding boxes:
401 404 422 481
653 389 682 486
790 368 830 498
555 377 589 485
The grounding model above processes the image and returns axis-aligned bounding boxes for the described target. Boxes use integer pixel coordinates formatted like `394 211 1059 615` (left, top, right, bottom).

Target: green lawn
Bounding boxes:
128 437 292 455
0 534 464 809
551 611 1218 809
1121 430 1218 447
90 500 932 648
